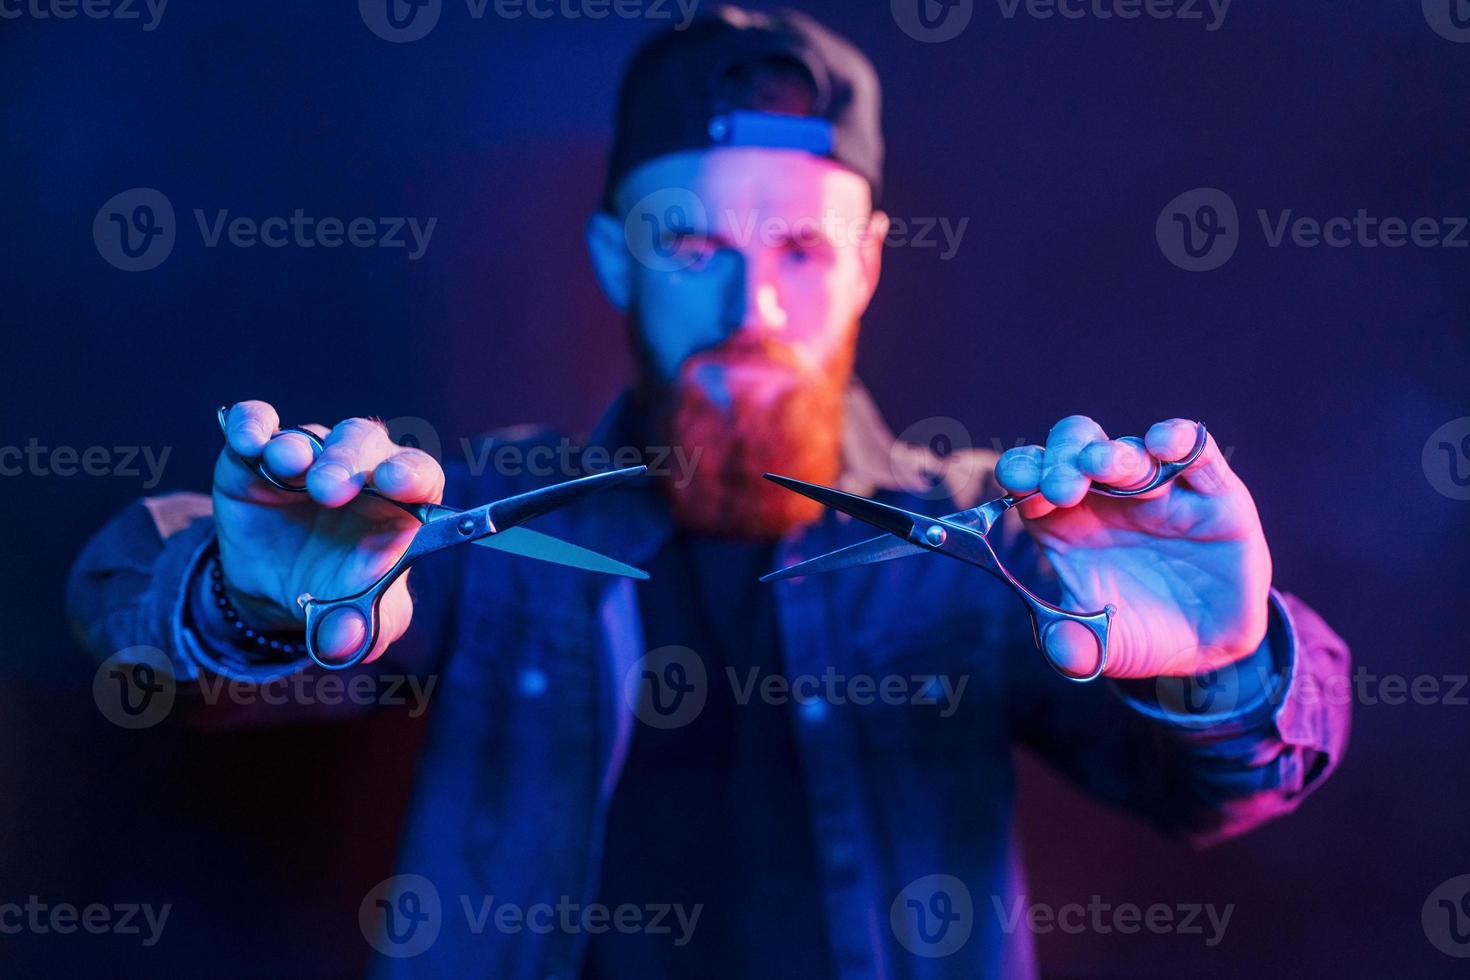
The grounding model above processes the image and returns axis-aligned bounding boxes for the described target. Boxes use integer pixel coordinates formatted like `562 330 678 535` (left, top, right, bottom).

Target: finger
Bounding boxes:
1045 620 1103 679
261 431 317 482
224 400 280 458
1144 420 1238 497
371 448 445 505
313 576 414 666
996 444 1056 518
306 417 396 508
1040 415 1108 508
258 422 332 485
995 445 1044 494
1078 438 1154 489
1015 495 1057 520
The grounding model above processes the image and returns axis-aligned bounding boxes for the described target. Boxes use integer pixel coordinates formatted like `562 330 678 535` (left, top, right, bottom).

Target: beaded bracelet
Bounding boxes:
207 554 308 662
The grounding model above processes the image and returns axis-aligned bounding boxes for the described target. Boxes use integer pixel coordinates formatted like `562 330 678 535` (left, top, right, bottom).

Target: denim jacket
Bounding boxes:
67 383 1351 979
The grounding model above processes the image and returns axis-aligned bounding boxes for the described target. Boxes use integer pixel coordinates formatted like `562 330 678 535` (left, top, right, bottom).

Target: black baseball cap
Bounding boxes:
602 6 884 212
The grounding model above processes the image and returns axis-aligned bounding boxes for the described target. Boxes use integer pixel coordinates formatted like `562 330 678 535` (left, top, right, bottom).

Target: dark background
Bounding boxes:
2 0 1467 976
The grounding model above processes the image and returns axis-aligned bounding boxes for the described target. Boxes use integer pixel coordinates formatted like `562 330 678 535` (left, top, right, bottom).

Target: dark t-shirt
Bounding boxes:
582 533 833 979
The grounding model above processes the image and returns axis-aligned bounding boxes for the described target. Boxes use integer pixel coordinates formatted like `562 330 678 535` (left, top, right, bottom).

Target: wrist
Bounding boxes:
192 551 308 664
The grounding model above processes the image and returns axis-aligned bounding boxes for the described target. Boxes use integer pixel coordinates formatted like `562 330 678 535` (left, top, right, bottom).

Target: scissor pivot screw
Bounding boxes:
457 517 476 536
924 525 947 547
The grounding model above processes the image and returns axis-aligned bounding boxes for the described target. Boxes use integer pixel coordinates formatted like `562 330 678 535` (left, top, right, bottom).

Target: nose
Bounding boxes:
745 279 789 333
718 247 787 337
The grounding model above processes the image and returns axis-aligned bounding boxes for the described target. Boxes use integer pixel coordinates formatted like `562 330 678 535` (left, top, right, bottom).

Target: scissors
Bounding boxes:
217 407 649 670
760 423 1210 682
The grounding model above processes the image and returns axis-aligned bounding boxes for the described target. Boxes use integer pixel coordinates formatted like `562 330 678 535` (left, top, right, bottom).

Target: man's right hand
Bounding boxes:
212 400 445 665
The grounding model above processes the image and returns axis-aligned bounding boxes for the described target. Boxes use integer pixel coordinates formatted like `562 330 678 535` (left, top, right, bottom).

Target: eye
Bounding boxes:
783 240 828 267
667 233 716 269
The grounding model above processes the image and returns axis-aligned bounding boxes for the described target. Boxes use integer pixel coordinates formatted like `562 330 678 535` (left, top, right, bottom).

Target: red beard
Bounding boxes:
645 332 854 539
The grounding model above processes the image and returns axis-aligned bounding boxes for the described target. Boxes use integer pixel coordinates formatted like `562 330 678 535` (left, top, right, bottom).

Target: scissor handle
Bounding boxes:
296 549 415 670
216 405 325 493
1025 598 1115 682
1089 423 1208 499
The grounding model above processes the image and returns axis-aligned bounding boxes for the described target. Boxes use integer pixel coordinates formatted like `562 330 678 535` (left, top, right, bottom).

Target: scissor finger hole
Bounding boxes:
1040 619 1105 681
305 604 375 669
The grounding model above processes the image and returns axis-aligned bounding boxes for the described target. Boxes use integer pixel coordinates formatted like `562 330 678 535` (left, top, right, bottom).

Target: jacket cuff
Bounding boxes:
1110 588 1297 737
165 527 313 684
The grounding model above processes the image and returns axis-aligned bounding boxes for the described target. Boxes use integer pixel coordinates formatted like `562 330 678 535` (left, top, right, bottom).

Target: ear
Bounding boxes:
855 209 889 317
586 211 632 312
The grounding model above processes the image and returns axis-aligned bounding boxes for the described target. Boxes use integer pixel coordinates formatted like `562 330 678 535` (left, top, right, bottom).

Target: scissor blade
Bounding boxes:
489 466 648 530
760 533 926 583
762 473 919 540
475 526 648 580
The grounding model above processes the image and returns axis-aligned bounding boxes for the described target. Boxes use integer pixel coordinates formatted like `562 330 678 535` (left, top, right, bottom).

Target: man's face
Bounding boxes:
592 147 886 538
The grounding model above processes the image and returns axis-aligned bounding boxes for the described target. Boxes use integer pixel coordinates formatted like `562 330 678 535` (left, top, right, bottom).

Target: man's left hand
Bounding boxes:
995 415 1272 679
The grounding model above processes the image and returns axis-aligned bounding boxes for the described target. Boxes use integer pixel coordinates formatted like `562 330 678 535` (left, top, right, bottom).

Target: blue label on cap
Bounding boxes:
707 110 835 155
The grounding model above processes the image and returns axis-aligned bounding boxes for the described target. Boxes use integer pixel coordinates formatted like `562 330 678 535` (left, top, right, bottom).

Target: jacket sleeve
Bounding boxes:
999 519 1352 847
65 490 461 730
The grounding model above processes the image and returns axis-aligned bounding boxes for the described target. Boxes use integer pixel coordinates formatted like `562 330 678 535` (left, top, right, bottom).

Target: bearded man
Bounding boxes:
68 8 1351 979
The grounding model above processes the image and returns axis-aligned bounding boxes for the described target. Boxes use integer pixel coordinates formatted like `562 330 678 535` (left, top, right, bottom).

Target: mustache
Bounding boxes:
680 333 808 375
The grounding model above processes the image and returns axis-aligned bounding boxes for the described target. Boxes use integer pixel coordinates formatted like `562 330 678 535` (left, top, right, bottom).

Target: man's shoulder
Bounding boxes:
838 382 1005 511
